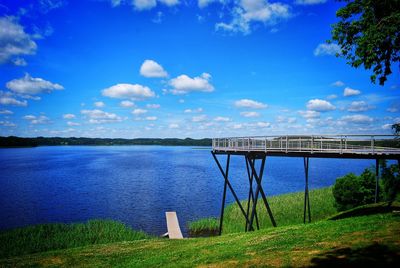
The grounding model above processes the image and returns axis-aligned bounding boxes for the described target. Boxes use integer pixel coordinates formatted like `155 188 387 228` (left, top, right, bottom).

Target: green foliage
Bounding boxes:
380 161 400 203
187 218 219 237
331 0 400 85
0 136 212 147
0 220 151 258
189 187 337 235
332 169 377 211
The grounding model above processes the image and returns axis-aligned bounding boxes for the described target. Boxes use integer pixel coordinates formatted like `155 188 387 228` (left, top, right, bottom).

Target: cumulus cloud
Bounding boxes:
295 0 327 5
340 114 373 124
326 94 337 100
132 108 148 115
81 109 124 124
214 116 230 122
387 107 398 113
0 120 16 127
102 83 155 99
0 109 13 114
120 100 135 107
0 96 27 106
313 43 341 56
198 0 223 8
298 110 320 119
215 0 291 34
234 99 267 109
169 123 179 129
67 121 80 126
240 111 260 117
331 80 344 87
169 73 214 94
12 58 27 66
145 116 157 121
347 101 373 112
63 113 76 119
140 59 168 78
94 101 105 108
23 114 51 124
343 87 361 97
184 108 203 113
0 17 37 64
192 114 207 122
306 99 335 112
131 0 179 10
6 73 63 95
146 103 160 109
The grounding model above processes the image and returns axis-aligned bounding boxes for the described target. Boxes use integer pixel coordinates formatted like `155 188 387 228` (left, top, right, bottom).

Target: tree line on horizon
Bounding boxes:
0 136 212 147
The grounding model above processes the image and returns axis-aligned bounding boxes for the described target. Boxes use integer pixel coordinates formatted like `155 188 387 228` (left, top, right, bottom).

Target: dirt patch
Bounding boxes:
39 256 64 266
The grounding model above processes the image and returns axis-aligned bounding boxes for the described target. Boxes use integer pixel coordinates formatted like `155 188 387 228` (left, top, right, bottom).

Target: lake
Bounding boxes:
0 146 377 235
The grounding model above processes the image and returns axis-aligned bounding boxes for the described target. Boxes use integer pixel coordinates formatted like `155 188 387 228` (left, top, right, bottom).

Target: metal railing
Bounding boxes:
212 135 400 155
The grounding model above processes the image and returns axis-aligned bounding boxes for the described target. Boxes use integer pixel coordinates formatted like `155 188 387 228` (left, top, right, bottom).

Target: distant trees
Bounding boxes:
331 0 400 85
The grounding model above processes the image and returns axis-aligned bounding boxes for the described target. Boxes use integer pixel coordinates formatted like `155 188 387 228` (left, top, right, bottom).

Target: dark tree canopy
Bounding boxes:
331 0 400 85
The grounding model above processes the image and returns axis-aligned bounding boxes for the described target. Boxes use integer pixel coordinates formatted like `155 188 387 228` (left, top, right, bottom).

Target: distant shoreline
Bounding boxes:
0 136 212 148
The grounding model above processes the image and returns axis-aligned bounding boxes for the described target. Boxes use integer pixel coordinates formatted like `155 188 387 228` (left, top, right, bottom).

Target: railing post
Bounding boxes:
311 136 314 153
340 136 343 154
286 135 288 153
371 136 375 154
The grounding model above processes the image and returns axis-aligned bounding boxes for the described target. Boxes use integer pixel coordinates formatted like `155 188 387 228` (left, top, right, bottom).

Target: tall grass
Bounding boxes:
189 187 337 235
0 219 151 258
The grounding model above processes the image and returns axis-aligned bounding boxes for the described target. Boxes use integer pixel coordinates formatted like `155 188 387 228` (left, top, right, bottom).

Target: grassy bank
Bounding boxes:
189 187 337 235
1 213 399 267
0 220 151 258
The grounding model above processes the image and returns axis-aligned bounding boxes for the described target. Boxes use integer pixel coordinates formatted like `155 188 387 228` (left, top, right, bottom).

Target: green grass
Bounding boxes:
187 217 219 237
1 213 399 267
189 187 337 235
0 219 151 258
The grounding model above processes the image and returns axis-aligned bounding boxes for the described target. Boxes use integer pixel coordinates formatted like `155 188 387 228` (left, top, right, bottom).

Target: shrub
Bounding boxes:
332 169 377 211
380 161 400 203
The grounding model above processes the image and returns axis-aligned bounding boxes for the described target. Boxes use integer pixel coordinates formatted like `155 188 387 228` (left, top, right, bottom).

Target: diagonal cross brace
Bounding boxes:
247 154 277 228
212 152 251 234
303 157 311 223
245 156 260 231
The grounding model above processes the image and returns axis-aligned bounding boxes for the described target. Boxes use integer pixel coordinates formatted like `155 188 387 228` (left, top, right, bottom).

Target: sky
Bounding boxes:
0 0 399 138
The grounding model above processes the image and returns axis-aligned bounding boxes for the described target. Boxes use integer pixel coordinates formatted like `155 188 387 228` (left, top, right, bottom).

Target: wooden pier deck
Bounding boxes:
165 212 183 239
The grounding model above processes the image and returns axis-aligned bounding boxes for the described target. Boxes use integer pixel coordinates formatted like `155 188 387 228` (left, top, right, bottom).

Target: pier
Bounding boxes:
211 134 400 235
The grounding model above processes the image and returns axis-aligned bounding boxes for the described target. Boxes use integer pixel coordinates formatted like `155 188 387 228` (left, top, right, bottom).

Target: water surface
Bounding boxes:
0 146 377 235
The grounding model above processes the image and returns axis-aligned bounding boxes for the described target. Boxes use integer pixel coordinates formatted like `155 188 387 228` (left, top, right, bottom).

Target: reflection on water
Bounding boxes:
0 146 375 235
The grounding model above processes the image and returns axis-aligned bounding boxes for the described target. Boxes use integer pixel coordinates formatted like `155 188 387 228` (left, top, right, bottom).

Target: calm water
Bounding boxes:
0 146 376 235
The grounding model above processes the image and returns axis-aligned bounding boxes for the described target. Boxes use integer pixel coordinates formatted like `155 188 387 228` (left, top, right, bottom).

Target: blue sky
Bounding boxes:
0 0 399 138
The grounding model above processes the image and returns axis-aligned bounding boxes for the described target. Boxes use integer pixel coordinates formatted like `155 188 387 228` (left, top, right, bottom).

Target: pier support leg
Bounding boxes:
212 152 251 235
247 154 276 229
375 159 380 203
245 157 259 231
303 157 311 223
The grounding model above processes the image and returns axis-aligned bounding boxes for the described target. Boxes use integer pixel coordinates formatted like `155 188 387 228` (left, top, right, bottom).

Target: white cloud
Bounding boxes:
102 83 155 99
81 109 124 124
120 100 135 107
198 0 223 8
298 110 320 119
132 0 179 10
214 116 230 122
6 73 63 95
63 113 75 119
184 107 203 113
347 101 373 112
240 111 260 117
0 109 13 114
0 96 27 106
145 116 157 121
382 124 393 130
192 114 207 122
67 121 80 126
331 80 344 87
215 0 291 34
169 123 179 129
306 99 335 112
12 58 27 66
146 103 160 109
326 94 337 100
234 99 267 109
341 114 373 124
169 73 214 94
255 121 271 128
94 101 105 108
23 114 51 125
132 108 148 115
0 120 16 127
387 107 398 113
313 43 341 56
343 87 361 97
295 0 327 5
0 17 37 64
111 0 122 7
140 59 168 78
